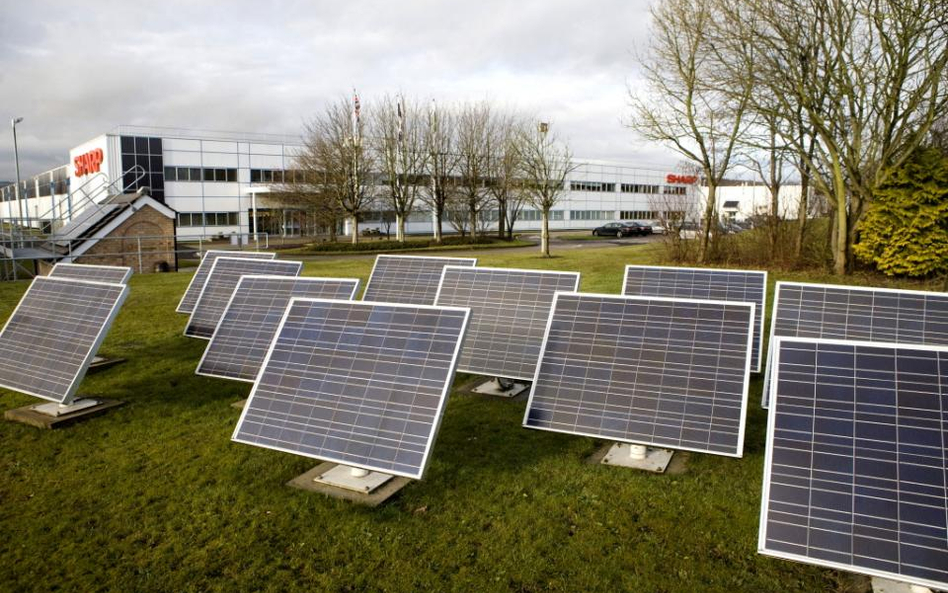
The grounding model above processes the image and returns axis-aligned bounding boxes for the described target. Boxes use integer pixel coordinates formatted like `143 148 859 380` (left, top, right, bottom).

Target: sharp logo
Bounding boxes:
666 174 698 185
74 148 104 176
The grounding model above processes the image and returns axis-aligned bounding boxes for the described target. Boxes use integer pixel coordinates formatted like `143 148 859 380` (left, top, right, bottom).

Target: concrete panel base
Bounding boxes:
4 398 125 429
287 462 411 507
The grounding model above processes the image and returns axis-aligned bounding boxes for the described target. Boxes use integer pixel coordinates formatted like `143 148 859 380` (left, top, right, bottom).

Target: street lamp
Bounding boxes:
11 117 24 233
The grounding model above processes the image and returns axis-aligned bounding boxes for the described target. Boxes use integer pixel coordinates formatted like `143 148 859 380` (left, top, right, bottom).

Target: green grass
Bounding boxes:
0 245 939 592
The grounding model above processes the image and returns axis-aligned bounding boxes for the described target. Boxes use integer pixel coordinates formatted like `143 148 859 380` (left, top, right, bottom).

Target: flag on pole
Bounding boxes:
352 88 361 144
396 95 405 144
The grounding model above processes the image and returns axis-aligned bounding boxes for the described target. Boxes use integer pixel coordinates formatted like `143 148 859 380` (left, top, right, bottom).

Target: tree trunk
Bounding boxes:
831 164 847 275
469 200 478 240
792 172 809 266
541 212 550 257
396 214 406 242
769 186 779 263
497 196 506 239
698 183 717 264
433 207 443 243
350 214 359 244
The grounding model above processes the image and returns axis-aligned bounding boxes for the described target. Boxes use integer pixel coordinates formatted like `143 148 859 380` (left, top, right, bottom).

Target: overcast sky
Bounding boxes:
0 0 679 180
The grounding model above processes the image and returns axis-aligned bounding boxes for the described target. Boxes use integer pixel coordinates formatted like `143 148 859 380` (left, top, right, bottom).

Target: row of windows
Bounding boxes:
250 169 286 183
121 136 162 157
620 210 658 220
570 210 617 221
177 212 240 227
621 183 660 194
519 209 565 221
664 186 687 195
571 181 615 192
164 167 238 183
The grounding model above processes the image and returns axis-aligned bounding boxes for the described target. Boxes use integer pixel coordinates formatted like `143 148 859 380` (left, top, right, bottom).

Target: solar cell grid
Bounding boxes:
434 266 580 380
762 282 948 407
362 255 476 305
232 298 470 479
176 250 275 313
49 262 132 284
184 257 301 339
760 337 948 591
196 275 361 382
0 276 128 403
524 293 755 457
623 265 767 372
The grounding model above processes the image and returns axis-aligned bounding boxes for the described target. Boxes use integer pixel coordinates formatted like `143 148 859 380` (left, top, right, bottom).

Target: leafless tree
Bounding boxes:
372 94 427 242
456 102 493 240
720 0 948 274
629 0 753 264
297 96 375 244
738 110 788 262
421 101 459 243
518 122 576 257
487 113 529 240
272 167 343 241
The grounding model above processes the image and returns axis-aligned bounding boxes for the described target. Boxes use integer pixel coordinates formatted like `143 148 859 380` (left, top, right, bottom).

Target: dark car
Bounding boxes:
592 221 651 237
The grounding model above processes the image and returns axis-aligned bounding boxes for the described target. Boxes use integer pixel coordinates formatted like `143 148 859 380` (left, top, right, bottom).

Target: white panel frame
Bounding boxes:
433 265 581 381
622 264 768 373
522 292 755 458
50 262 133 284
195 275 360 382
761 281 948 408
184 257 302 339
759 336 948 592
231 298 472 480
175 249 275 313
362 254 477 303
0 276 129 404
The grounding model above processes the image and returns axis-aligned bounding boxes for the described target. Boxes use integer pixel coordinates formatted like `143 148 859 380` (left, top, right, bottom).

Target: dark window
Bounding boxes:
164 167 177 181
190 167 201 181
226 169 237 182
135 136 149 154
250 169 261 183
121 136 135 154
204 168 215 182
149 137 162 154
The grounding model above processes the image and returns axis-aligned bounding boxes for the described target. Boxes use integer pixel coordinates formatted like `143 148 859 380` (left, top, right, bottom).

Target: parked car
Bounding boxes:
592 221 651 238
647 219 668 235
679 221 714 240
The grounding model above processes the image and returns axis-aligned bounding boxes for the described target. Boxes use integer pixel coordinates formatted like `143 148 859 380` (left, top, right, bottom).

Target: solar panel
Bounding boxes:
184 258 302 339
232 298 470 479
762 282 948 407
176 250 275 313
760 337 948 591
196 276 361 382
434 266 580 380
523 293 755 457
362 254 476 305
623 265 767 372
49 262 132 284
0 276 128 404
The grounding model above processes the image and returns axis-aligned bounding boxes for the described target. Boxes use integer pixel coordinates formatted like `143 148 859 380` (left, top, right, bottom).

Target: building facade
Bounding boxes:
2 125 717 240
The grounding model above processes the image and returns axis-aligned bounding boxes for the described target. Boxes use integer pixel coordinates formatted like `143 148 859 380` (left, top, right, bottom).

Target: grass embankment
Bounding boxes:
0 245 941 592
282 235 534 255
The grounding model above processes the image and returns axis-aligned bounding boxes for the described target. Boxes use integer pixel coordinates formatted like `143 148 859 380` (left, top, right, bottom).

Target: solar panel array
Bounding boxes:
524 293 755 457
49 262 132 284
362 255 476 305
184 258 302 339
232 298 470 479
762 282 948 407
176 250 275 313
0 276 128 403
760 337 948 591
623 265 767 372
435 266 580 380
197 276 361 382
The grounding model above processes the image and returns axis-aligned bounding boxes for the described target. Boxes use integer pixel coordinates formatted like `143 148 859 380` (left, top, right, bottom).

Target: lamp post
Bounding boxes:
11 117 23 235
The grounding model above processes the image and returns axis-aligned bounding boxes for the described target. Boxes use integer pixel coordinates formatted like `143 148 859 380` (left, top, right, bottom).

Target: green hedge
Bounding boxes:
302 235 519 253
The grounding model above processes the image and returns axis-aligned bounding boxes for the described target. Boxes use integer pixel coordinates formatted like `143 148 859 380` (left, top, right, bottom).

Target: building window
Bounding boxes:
663 186 687 195
120 135 165 202
518 209 564 221
620 183 660 194
165 167 237 183
620 210 658 220
177 212 240 227
250 168 286 184
570 181 616 192
570 210 616 221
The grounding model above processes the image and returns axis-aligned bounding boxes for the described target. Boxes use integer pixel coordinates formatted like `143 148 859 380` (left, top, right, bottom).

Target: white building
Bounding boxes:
1 125 713 240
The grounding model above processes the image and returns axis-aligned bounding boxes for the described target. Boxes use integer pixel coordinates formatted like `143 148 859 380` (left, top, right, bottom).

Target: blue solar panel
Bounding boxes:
760 337 948 590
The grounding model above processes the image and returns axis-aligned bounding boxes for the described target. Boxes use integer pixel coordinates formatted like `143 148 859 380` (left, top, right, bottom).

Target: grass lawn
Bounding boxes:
0 244 941 592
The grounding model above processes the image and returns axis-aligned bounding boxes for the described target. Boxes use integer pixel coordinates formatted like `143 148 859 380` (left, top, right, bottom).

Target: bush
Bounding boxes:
854 146 948 277
303 235 509 253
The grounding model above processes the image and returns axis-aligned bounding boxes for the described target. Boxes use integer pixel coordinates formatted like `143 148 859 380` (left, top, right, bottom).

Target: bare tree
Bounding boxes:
629 0 753 264
518 122 575 257
298 95 374 244
373 94 427 242
272 167 343 241
456 102 493 240
721 0 948 274
487 113 528 240
422 101 459 243
739 111 788 262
